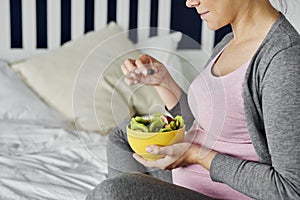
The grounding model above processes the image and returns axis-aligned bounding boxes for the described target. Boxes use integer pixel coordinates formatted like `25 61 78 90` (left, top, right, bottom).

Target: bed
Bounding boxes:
0 0 299 199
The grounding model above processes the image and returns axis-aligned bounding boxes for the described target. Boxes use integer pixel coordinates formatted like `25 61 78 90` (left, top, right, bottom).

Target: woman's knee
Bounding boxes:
107 120 130 145
86 179 112 200
86 173 143 200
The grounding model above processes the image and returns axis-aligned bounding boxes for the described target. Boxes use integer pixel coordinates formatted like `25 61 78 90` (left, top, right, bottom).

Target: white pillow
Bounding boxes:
0 61 68 126
11 23 183 135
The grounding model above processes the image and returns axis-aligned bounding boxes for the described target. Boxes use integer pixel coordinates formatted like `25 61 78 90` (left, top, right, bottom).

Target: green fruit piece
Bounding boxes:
149 119 166 132
134 116 150 125
151 116 161 123
130 122 149 132
175 119 180 128
170 120 177 130
160 115 169 124
153 112 164 117
174 115 184 128
164 124 171 128
130 117 138 125
130 117 149 132
159 127 173 132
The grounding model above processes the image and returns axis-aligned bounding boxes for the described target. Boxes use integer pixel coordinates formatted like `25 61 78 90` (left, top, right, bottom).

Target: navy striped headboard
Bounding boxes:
1 0 231 62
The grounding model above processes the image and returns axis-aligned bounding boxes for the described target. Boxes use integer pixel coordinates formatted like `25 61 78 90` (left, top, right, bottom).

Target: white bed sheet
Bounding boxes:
0 119 108 200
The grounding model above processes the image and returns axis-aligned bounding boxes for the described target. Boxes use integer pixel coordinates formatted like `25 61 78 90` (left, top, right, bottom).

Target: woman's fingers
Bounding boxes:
132 153 169 169
121 59 136 75
135 62 148 76
122 54 165 86
121 58 139 85
135 54 160 75
124 59 136 71
146 144 179 157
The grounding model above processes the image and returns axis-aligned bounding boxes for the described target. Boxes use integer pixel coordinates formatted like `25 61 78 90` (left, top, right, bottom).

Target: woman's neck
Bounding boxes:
230 0 280 44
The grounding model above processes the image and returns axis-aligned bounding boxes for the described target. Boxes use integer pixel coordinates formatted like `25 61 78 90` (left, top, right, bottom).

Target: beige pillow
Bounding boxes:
72 34 166 134
11 22 168 135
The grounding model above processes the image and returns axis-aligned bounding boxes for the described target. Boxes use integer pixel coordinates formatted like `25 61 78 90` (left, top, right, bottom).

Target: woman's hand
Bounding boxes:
121 54 182 109
133 143 200 170
133 142 217 171
121 54 171 86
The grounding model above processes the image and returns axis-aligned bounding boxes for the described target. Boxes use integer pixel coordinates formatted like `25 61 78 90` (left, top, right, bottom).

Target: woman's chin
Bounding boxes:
205 22 229 31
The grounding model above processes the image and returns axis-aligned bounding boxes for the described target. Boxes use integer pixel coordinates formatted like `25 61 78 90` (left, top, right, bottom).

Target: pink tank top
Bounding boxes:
172 50 258 200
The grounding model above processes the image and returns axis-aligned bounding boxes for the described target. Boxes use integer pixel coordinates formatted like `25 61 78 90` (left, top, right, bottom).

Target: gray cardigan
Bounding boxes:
169 14 300 199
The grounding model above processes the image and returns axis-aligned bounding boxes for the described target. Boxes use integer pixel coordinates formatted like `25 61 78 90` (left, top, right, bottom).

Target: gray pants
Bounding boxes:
86 121 214 199
86 173 214 200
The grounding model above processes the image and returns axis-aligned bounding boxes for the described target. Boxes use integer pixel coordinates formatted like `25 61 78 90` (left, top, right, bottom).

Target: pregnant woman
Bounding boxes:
87 0 300 199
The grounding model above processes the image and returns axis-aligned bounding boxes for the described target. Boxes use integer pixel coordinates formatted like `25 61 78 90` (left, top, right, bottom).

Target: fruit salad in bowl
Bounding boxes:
127 113 185 160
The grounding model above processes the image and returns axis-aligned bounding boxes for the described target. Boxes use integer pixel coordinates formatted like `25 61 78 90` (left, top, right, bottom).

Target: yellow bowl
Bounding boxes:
127 125 185 160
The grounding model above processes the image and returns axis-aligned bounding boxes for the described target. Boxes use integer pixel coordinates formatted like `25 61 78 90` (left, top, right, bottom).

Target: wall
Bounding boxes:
270 0 300 32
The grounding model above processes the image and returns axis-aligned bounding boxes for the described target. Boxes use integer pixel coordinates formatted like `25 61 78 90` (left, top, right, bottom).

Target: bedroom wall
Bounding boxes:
270 0 300 32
